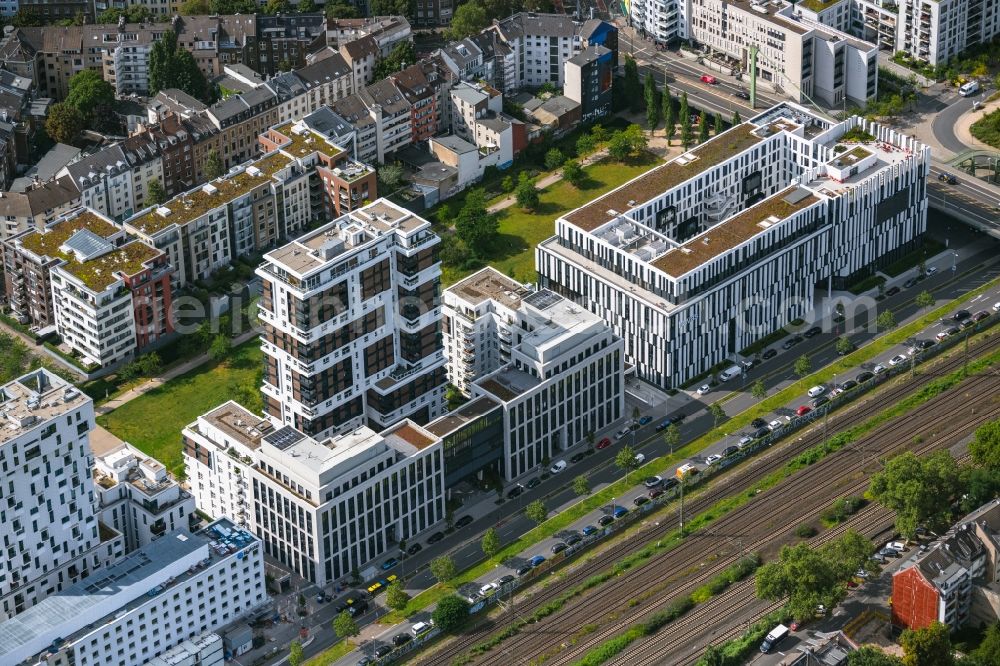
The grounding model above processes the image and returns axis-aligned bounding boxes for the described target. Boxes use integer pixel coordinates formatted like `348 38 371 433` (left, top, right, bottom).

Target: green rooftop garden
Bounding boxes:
61 241 162 292
19 211 119 259
798 0 847 12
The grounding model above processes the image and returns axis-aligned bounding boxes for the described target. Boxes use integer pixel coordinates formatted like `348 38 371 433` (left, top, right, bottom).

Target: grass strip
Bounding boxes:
391 272 1000 621
436 338 1000 664
573 555 761 666
304 639 355 666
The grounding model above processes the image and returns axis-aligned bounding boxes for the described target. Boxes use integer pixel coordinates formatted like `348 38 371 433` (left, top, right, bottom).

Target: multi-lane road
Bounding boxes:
618 29 783 120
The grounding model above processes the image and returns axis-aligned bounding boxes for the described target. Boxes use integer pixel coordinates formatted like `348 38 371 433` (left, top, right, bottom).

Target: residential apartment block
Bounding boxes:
93 441 196 554
0 369 124 621
800 0 1000 66
0 519 266 666
537 103 929 389
443 268 625 479
3 208 126 331
0 175 81 244
50 233 173 369
127 120 373 288
257 199 445 438
565 45 614 123
183 401 445 586
892 500 1000 631
630 0 877 106
0 14 328 102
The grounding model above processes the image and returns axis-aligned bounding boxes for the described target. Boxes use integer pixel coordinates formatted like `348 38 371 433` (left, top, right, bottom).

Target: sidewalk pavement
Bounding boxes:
95 328 259 416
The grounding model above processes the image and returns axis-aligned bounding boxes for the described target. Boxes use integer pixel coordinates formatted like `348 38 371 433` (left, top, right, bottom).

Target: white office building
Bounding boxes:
93 442 197 554
0 519 266 666
443 268 626 480
183 402 445 586
0 369 124 621
537 103 929 389
256 199 446 438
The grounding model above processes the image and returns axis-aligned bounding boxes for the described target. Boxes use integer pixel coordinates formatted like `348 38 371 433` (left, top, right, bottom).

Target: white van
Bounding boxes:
760 624 790 652
959 81 980 97
411 620 433 637
719 365 743 382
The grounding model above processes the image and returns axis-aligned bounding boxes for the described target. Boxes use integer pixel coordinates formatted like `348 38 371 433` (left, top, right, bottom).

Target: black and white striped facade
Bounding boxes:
537 103 929 390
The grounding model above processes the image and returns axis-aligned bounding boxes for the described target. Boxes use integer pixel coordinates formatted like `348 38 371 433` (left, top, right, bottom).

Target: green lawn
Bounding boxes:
442 153 662 285
96 339 262 477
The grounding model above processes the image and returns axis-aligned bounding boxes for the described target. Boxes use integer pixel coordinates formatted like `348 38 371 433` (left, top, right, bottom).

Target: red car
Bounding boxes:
700 74 717 84
596 437 612 450
796 405 812 417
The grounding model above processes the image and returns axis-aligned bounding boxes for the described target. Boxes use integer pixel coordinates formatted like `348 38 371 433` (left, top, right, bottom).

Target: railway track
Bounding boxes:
414 333 1000 666
478 375 1000 666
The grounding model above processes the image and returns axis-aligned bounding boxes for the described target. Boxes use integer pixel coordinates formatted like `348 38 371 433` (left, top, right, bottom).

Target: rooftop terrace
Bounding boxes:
564 124 763 231
1 369 86 445
383 421 438 451
424 396 502 438
651 186 821 277
477 366 540 403
272 122 345 161
448 266 528 308
199 400 274 451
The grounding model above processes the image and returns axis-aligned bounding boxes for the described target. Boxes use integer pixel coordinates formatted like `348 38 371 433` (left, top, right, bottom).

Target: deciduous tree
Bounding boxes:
572 474 591 496
45 104 84 145
149 30 210 102
714 112 724 135
662 423 681 454
433 595 471 633
615 445 637 483
146 179 167 206
544 147 565 171
970 419 1000 471
448 3 488 40
429 555 457 582
847 646 903 666
698 116 710 143
751 379 767 401
455 189 499 255
514 175 539 211
325 1 358 18
288 640 304 666
332 611 359 639
562 160 584 187
915 290 935 309
644 72 660 131
524 499 547 524
623 57 642 112
900 622 954 666
709 403 726 427
868 450 964 538
794 354 812 378
836 336 855 356
481 527 501 558
385 580 410 611
876 309 897 331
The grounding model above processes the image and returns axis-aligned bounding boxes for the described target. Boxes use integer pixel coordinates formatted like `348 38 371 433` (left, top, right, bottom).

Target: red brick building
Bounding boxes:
892 561 942 630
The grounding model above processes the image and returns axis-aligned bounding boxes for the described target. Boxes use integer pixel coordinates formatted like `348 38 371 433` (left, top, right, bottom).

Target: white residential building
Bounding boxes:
488 13 586 90
689 0 879 107
0 369 124 621
537 103 930 389
61 145 137 223
799 0 1000 66
256 199 446 438
442 267 529 395
450 282 626 480
93 441 196 554
50 236 172 368
183 402 445 586
0 519 266 666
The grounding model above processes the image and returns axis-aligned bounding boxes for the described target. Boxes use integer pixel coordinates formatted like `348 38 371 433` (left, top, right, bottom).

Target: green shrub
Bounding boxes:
795 523 818 538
